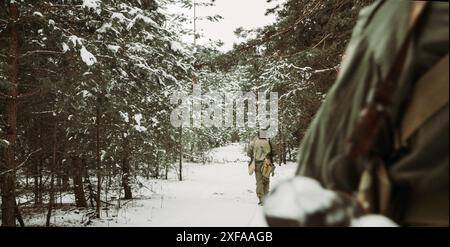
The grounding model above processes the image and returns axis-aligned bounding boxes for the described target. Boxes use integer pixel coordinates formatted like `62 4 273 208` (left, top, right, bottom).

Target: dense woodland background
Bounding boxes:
0 0 372 226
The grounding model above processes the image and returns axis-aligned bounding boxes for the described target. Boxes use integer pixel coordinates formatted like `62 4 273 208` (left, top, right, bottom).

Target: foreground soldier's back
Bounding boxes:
295 1 448 226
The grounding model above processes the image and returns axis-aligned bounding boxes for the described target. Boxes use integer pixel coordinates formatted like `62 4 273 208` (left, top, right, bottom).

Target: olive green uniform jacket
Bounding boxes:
296 1 448 225
247 137 276 162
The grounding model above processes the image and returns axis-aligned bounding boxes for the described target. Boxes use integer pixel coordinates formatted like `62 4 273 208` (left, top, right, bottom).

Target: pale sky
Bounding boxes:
167 0 281 52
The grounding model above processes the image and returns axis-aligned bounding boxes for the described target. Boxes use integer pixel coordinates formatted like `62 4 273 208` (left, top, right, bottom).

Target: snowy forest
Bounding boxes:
0 0 372 226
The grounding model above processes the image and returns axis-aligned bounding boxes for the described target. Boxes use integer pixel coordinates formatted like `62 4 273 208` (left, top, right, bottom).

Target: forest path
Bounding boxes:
91 143 297 227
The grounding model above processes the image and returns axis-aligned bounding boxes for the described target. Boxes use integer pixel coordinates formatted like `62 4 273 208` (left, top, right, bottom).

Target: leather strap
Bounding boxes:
347 1 428 159
399 54 449 145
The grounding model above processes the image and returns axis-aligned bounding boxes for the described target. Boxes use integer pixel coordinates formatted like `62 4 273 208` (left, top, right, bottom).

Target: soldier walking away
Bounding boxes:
247 130 276 206
264 0 448 226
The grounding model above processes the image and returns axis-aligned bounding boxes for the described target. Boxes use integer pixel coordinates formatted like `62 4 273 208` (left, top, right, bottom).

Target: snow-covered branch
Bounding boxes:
21 50 64 58
313 65 340 74
46 4 82 8
95 54 114 60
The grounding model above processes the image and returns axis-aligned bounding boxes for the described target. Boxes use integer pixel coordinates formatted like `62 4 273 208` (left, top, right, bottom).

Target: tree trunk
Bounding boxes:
179 126 183 181
1 3 20 227
14 201 25 227
154 152 160 179
105 159 110 213
122 156 132 200
33 159 42 206
46 122 57 227
25 173 29 189
86 177 95 208
38 158 43 204
82 158 95 207
288 145 292 161
72 156 87 208
46 166 56 227
95 104 102 218
164 157 169 180
146 162 151 180
62 171 69 192
122 138 132 200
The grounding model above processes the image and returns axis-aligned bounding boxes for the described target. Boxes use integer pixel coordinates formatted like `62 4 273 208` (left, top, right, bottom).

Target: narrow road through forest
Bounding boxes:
91 143 297 227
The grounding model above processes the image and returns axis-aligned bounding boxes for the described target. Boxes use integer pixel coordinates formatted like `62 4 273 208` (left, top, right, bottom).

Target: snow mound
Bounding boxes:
134 113 147 132
127 14 158 30
0 139 10 147
170 41 184 53
82 0 101 14
264 176 337 224
107 45 121 54
80 46 97 66
351 215 398 227
111 12 128 23
206 143 250 163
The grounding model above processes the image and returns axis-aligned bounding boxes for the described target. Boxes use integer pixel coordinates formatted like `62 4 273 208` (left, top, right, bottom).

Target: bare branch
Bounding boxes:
20 50 63 58
312 34 331 49
0 19 7 24
31 110 55 115
31 68 59 75
41 68 58 75
0 148 42 176
18 89 41 99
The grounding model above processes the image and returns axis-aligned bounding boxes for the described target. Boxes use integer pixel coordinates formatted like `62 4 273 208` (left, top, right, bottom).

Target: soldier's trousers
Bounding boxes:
255 162 270 202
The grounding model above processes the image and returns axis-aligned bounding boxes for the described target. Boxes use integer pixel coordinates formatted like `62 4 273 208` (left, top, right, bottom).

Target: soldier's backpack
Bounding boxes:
261 140 275 178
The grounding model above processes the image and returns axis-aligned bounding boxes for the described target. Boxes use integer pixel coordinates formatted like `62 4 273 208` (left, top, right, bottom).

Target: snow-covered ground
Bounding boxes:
90 143 296 227
20 142 397 227
22 143 296 227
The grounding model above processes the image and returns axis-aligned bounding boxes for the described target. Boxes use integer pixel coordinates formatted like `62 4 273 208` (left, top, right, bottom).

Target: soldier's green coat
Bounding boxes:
296 0 448 225
247 137 274 162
